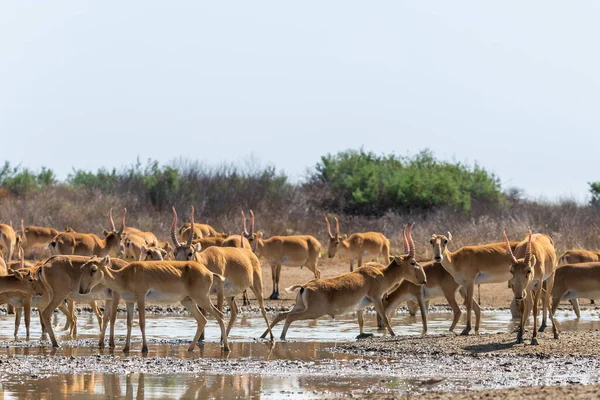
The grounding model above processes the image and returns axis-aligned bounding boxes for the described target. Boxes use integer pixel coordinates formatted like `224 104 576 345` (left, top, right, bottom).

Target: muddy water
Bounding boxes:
1 309 600 398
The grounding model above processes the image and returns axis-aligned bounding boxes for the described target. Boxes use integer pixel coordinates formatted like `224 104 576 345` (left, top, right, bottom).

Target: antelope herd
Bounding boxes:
0 207 599 353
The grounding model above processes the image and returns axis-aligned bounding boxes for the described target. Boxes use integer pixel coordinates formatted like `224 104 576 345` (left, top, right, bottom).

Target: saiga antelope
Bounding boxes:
261 224 426 340
504 231 557 345
244 210 321 299
171 207 273 340
430 233 520 335
37 255 126 348
78 255 230 353
20 220 59 254
49 209 125 257
324 216 390 272
0 222 17 262
550 262 600 340
559 249 600 306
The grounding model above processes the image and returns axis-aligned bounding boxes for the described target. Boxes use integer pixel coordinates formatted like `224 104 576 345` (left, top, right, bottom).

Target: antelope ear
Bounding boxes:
103 229 109 237
447 232 453 241
388 256 394 262
141 245 147 253
101 255 111 267
341 234 347 240
529 254 537 267
12 269 26 280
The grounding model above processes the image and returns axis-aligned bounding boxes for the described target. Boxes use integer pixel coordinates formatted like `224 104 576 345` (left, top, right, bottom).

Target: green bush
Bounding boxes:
307 149 504 216
0 162 57 195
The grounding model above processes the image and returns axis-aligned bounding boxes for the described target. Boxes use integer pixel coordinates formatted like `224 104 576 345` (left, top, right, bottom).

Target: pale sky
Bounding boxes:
2 2 599 202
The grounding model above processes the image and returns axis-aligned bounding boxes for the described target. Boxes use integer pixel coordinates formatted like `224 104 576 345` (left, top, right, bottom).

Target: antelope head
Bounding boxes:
430 231 453 263
324 215 346 258
140 245 167 261
172 206 199 260
504 230 536 303
79 255 109 295
387 223 426 285
103 208 125 241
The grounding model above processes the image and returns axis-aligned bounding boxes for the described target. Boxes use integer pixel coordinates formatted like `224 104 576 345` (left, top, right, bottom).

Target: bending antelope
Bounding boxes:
504 231 557 345
244 210 321 299
324 216 390 272
171 207 273 340
261 224 426 340
78 255 230 353
49 209 125 257
383 261 481 333
550 262 600 340
20 220 59 254
430 233 520 335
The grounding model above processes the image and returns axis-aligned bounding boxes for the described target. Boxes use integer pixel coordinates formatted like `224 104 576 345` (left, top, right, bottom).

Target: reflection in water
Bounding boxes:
0 372 400 399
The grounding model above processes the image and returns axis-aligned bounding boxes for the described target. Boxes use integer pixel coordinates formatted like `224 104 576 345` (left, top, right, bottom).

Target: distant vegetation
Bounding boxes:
1 150 600 255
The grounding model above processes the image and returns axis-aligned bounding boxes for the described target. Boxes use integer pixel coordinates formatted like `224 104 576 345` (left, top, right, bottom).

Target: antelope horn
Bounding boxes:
20 219 25 237
119 208 126 235
250 210 255 236
503 231 518 264
187 206 195 246
524 230 533 265
402 224 410 255
108 208 116 231
19 245 24 269
334 217 340 236
324 215 334 239
407 223 416 257
171 207 182 248
242 210 249 236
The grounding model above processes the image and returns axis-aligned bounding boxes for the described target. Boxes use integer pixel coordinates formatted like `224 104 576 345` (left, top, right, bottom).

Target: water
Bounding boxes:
0 308 599 399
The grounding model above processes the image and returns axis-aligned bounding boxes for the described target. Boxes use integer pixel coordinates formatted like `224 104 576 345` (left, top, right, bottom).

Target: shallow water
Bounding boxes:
1 308 599 398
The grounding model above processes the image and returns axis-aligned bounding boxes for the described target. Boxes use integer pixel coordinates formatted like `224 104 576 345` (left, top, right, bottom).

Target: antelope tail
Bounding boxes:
212 273 226 283
285 284 304 293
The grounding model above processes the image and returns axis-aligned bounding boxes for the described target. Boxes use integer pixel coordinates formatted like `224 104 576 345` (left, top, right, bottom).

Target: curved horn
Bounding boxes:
324 215 334 239
19 245 24 269
250 210 255 236
108 208 116 231
402 224 410 255
119 208 126 235
187 206 195 246
524 230 533 265
171 207 182 248
20 219 25 237
242 210 249 236
503 231 518 264
334 217 340 236
407 223 416 257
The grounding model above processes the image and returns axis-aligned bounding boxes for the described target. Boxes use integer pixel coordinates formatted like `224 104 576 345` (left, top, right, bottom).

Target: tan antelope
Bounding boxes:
383 260 481 333
557 249 600 306
0 265 44 338
550 262 600 340
261 223 426 340
179 220 228 241
171 207 273 340
78 255 230 353
49 209 124 256
504 231 557 345
430 233 520 335
37 255 126 348
0 223 18 262
20 220 59 254
244 210 321 299
324 216 390 272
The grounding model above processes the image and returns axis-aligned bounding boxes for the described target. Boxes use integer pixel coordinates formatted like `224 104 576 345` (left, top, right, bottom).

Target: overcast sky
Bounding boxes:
2 2 599 202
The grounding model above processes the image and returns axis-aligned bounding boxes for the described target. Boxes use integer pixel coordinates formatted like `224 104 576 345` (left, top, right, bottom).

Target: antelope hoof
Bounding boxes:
122 346 130 353
223 345 231 352
109 341 116 349
187 345 196 352
141 345 149 353
538 325 547 333
356 333 374 340
554 332 559 340
98 341 105 349
531 338 539 345
269 293 279 300
460 327 471 336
